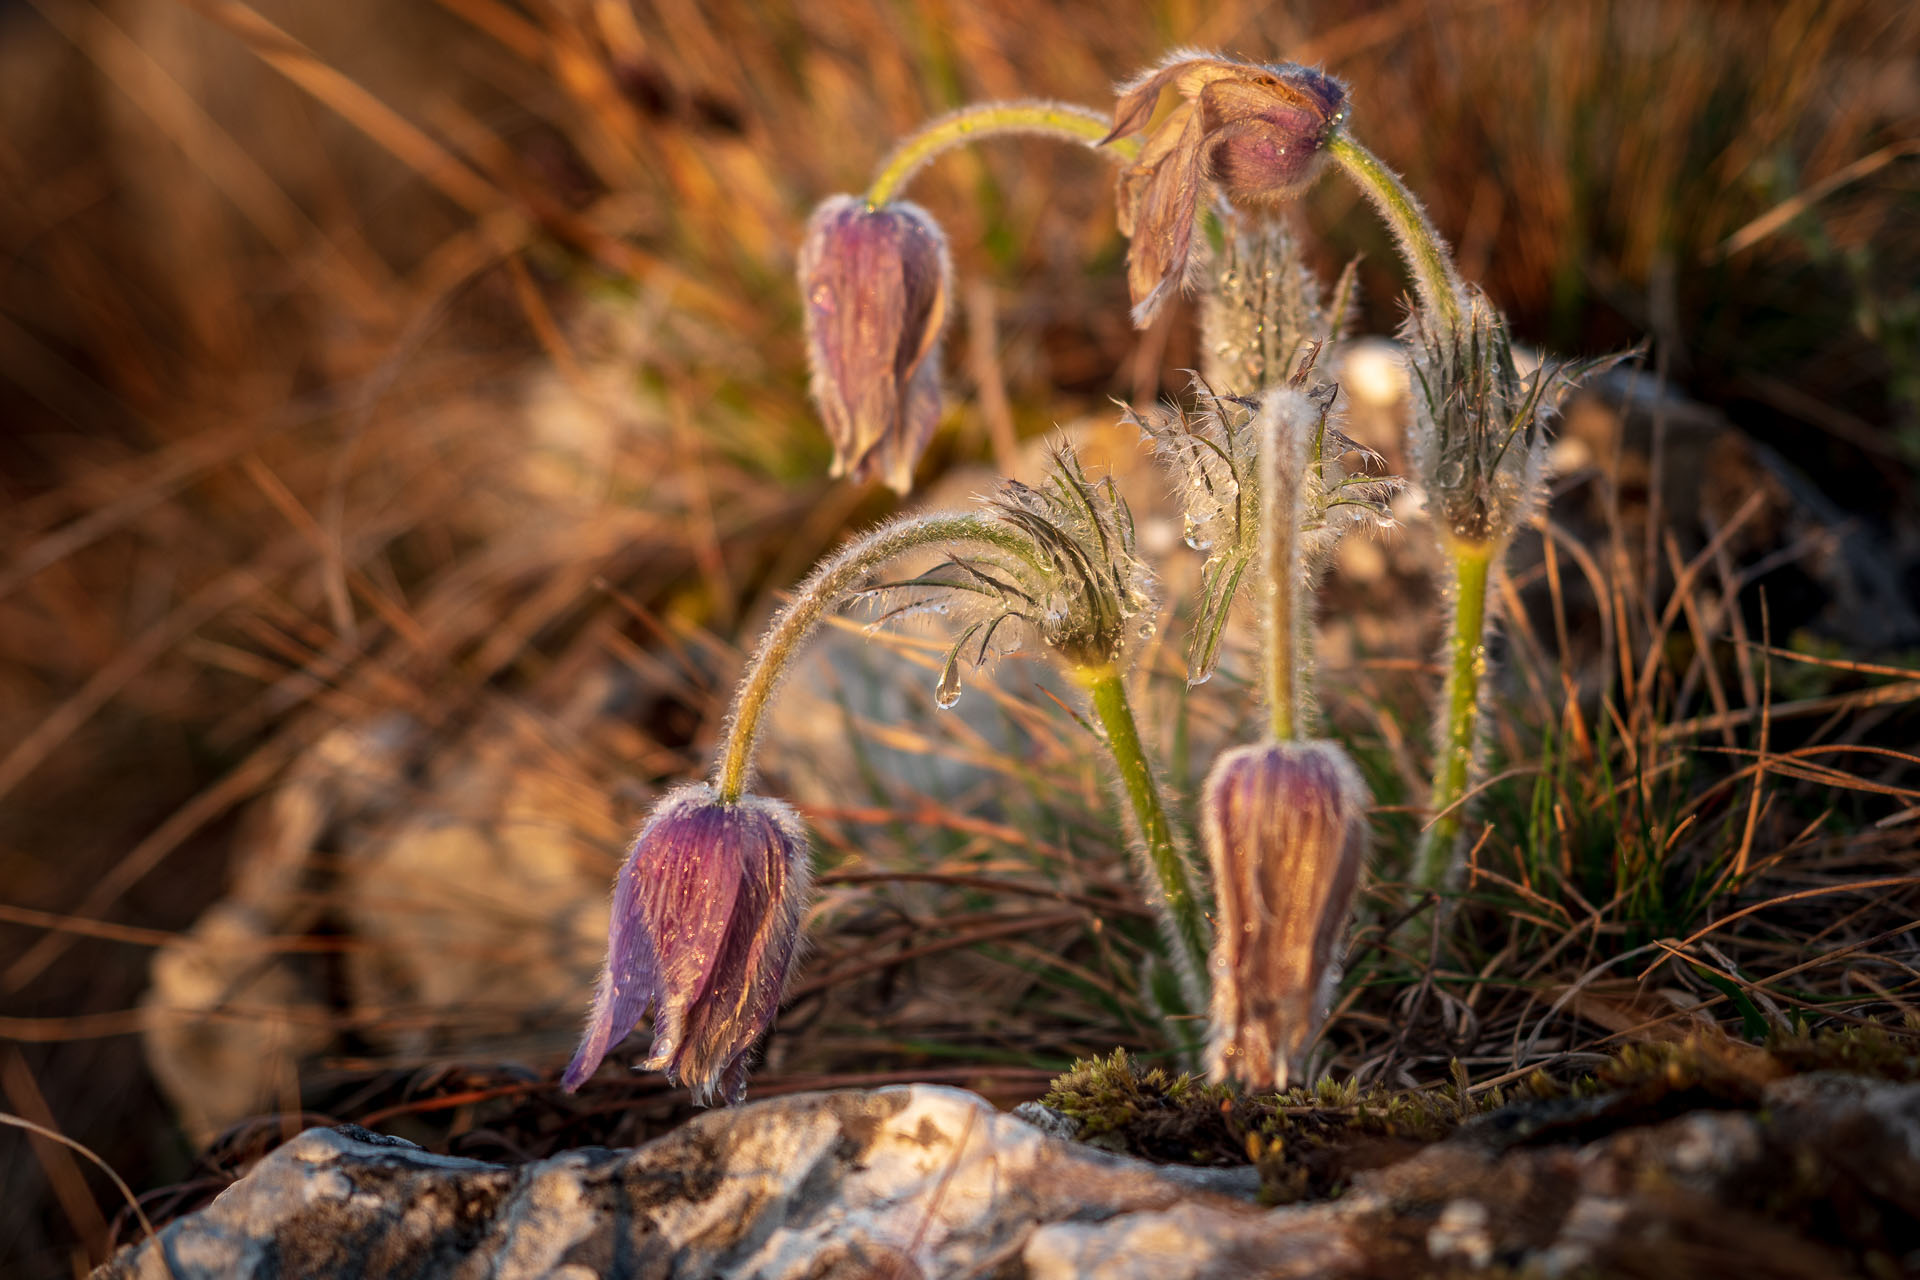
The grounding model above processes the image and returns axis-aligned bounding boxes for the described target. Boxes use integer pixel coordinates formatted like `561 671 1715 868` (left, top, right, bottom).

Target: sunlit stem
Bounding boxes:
1261 397 1308 743
1415 538 1495 889
1082 664 1211 1013
1326 132 1465 335
866 100 1139 208
716 513 1042 803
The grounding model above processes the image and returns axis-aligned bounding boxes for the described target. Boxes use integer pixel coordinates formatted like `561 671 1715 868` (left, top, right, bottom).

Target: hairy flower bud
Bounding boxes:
1201 740 1368 1089
1405 290 1632 549
799 196 952 495
852 445 1157 704
561 783 811 1105
1105 53 1347 326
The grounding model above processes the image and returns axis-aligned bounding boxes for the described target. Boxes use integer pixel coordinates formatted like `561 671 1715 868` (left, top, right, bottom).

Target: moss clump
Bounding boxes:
1039 1050 1242 1166
1041 1051 1507 1203
1767 1021 1920 1082
1038 1024 1920 1206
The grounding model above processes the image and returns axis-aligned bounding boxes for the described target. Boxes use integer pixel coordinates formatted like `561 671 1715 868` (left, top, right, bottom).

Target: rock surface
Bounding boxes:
98 1072 1920 1279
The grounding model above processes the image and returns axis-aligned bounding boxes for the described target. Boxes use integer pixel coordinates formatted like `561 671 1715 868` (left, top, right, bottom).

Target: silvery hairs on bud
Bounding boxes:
852 444 1158 706
1405 288 1634 551
1201 739 1369 1089
799 196 952 495
1201 215 1359 398
1128 378 1399 689
562 782 811 1106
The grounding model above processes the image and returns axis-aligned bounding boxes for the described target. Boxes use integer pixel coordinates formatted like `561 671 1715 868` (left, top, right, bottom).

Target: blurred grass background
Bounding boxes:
1 0 1917 1273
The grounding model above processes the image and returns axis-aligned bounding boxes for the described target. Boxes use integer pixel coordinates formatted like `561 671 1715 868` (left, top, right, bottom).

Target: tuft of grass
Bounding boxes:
0 0 1914 1273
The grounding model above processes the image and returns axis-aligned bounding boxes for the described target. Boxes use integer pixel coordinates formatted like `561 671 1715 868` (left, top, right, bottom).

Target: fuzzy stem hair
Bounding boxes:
1081 663 1211 1017
1415 537 1496 889
865 100 1139 208
1325 132 1465 335
716 512 1042 803
1259 391 1317 742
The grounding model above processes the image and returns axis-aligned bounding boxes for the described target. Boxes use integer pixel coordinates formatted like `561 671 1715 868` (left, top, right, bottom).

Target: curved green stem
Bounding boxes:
1415 539 1494 888
716 512 1042 803
1083 664 1211 1012
1326 132 1465 334
866 100 1137 208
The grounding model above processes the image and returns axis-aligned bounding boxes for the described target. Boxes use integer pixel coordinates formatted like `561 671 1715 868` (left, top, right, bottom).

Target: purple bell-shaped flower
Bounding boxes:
799 195 952 495
562 782 811 1105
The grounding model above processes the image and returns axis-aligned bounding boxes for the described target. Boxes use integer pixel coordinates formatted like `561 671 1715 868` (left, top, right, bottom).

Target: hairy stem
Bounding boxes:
866 100 1137 208
1416 539 1494 889
716 512 1040 803
1260 395 1309 742
1326 132 1465 334
1083 664 1211 1012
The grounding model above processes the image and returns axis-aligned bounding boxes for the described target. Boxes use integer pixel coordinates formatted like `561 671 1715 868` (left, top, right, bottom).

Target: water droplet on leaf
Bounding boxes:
1183 514 1213 552
935 657 964 710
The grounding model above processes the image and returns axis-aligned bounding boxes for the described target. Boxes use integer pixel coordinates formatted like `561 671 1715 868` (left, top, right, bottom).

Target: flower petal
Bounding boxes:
560 861 660 1091
638 787 748 1057
1104 50 1247 142
651 792 811 1104
1122 102 1208 325
799 197 951 495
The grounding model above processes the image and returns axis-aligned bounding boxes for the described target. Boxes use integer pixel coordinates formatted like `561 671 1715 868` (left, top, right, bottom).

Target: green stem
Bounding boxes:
716 512 1041 803
1416 539 1494 889
1260 396 1308 742
866 100 1136 208
1082 664 1211 1010
1326 132 1465 334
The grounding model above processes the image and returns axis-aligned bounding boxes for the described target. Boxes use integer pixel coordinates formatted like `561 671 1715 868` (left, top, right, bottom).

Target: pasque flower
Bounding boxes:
799 195 952 495
1201 740 1368 1089
1105 54 1347 325
561 783 811 1105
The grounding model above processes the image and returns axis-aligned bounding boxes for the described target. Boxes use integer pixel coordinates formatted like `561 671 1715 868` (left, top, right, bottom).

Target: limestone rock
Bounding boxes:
99 1071 1920 1280
96 1085 1254 1280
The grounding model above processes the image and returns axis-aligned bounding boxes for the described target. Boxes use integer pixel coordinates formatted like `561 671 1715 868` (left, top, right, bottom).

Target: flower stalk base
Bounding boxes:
1415 539 1494 891
1082 664 1211 1012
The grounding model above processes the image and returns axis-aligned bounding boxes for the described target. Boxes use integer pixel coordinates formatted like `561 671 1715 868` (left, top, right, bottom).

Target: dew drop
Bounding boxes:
1183 515 1213 552
935 665 964 710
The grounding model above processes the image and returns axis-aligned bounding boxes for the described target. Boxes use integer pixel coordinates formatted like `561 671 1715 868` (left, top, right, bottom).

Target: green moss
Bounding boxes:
1038 1023 1920 1206
1039 1050 1241 1165
1040 1050 1508 1203
1767 1021 1920 1082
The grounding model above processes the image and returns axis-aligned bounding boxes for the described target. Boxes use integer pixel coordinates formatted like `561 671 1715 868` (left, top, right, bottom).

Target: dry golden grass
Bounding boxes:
1 0 1917 1272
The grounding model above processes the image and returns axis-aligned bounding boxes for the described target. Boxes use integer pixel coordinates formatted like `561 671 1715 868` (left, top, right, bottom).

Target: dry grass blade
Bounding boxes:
1 0 1914 1270
0 1108 169 1277
175 0 501 214
1712 137 1920 261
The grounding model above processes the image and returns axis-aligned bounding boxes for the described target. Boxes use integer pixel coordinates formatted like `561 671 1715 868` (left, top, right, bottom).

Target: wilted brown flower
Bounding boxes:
1104 54 1347 326
798 195 952 495
1201 739 1368 1089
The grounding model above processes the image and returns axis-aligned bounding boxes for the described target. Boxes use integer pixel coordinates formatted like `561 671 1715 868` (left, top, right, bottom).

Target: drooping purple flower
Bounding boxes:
1104 54 1348 326
561 782 811 1105
799 195 952 495
1201 739 1369 1089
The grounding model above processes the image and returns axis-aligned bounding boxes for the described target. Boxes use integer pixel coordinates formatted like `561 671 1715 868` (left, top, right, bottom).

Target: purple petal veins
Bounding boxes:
799 196 952 494
561 782 811 1104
